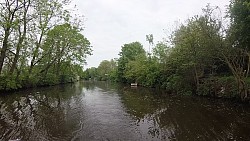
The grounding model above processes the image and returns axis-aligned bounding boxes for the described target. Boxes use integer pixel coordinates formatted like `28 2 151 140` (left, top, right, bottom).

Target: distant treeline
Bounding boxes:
0 0 92 91
83 1 250 102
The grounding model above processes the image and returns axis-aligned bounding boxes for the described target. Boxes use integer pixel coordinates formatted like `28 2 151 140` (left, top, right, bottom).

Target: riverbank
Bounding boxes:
0 75 80 93
165 76 250 102
1 75 250 104
81 77 250 104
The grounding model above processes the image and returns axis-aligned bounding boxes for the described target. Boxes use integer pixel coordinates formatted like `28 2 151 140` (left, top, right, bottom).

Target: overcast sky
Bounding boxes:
70 0 230 68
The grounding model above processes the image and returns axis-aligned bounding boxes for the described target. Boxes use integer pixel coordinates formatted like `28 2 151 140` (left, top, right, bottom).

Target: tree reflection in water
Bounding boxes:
119 86 250 140
0 83 83 141
0 81 250 141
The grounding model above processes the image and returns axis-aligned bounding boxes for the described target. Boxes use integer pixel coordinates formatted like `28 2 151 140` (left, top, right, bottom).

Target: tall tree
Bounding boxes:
224 0 250 100
0 0 92 90
28 0 70 75
0 0 22 74
9 0 31 75
152 42 170 65
117 42 146 82
39 23 91 78
97 59 117 81
171 5 223 92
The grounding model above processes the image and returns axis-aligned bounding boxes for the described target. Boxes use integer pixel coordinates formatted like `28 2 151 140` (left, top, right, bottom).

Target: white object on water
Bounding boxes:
131 83 137 86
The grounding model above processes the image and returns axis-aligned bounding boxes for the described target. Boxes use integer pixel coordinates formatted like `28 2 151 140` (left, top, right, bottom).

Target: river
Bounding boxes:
0 81 250 141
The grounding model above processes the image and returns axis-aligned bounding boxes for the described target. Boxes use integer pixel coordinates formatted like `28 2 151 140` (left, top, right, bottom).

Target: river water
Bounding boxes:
0 81 250 141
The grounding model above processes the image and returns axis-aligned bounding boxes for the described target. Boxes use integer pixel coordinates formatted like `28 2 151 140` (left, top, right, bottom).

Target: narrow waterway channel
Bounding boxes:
0 81 250 141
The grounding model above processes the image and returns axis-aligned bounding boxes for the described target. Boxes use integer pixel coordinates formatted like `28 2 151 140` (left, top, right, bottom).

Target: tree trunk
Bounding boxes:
238 79 248 101
194 67 199 91
9 37 23 75
9 0 30 75
0 0 19 74
29 31 44 75
56 59 61 76
0 30 10 74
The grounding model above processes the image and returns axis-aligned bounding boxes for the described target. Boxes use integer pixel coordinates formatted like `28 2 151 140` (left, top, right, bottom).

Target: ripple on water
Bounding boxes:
0 82 250 141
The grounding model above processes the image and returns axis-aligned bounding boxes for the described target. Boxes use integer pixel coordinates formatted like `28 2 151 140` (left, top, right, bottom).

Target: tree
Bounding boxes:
83 67 98 80
96 59 117 81
97 60 111 80
152 42 170 65
124 54 147 83
223 0 250 100
39 23 91 78
9 0 31 76
117 42 146 82
124 55 160 86
229 0 250 50
170 5 223 93
0 0 92 90
0 0 24 74
28 0 71 75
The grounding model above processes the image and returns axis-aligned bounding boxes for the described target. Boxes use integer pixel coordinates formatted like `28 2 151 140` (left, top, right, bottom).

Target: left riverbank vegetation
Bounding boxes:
0 0 92 91
83 2 250 102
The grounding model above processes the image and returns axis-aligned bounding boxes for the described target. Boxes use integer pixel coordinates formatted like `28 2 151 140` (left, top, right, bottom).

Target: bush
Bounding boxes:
166 74 193 95
0 76 21 91
38 73 59 86
217 76 238 98
197 76 238 98
60 74 72 83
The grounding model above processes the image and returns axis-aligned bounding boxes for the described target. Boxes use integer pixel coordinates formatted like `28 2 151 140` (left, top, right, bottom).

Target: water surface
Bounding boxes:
0 81 250 141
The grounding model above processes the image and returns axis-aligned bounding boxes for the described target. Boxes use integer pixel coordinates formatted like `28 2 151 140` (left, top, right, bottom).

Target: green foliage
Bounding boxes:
0 76 20 91
97 59 117 81
39 73 59 86
118 42 146 60
165 74 193 95
223 0 250 101
162 4 224 95
82 59 118 81
124 57 161 87
229 0 250 50
197 76 238 98
1 1 250 102
82 67 98 80
94 3 250 101
152 42 170 65
117 42 146 83
0 0 92 91
217 76 238 98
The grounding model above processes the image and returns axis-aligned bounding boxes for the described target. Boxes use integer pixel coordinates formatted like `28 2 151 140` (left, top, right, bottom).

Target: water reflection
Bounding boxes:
0 81 250 141
0 84 83 141
120 86 250 140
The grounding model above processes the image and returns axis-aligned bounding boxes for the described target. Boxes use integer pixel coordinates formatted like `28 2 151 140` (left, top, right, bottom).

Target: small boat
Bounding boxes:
131 83 137 86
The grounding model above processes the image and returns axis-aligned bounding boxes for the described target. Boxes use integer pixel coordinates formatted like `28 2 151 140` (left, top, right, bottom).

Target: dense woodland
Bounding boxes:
0 0 92 91
83 1 250 102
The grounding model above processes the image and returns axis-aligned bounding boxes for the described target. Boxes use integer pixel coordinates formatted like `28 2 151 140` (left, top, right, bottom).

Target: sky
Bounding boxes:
70 0 230 68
